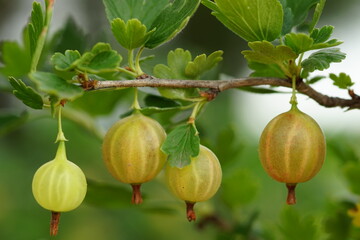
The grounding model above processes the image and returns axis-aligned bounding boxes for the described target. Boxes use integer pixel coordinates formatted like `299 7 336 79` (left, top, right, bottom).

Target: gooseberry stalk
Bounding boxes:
32 106 87 236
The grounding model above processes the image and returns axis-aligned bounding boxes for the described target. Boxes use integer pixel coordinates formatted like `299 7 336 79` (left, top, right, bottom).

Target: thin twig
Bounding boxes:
91 77 360 110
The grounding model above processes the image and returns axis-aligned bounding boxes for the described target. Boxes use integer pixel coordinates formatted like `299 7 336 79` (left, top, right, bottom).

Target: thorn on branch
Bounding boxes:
200 89 220 101
60 99 67 107
348 89 360 100
136 74 150 79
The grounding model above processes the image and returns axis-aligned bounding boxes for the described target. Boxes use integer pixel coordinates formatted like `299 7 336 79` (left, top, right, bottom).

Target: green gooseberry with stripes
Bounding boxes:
165 145 222 221
32 141 87 212
102 111 167 204
258 104 326 205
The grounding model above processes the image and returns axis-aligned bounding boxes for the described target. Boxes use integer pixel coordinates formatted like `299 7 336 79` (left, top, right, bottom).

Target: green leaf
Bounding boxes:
329 73 354 89
185 50 223 79
161 124 200 168
310 26 342 50
145 0 201 49
0 111 29 136
8 77 43 109
202 0 283 42
0 41 31 77
248 62 287 78
311 26 333 44
28 2 45 57
301 48 346 73
51 50 81 71
284 31 342 54
277 207 320 240
154 49 222 100
144 95 180 108
77 43 122 74
140 95 188 116
139 106 186 116
29 71 83 100
284 33 314 54
242 41 297 65
306 75 325 84
309 0 326 32
102 0 168 29
343 163 360 195
111 18 155 50
280 0 320 34
154 48 192 80
153 49 198 100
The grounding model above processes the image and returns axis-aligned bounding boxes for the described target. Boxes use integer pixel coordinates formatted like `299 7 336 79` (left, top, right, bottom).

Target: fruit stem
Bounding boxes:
186 201 197 222
50 211 61 236
286 183 297 205
131 184 143 204
132 88 141 111
56 106 67 143
188 100 206 125
128 49 135 72
134 47 145 76
290 75 298 107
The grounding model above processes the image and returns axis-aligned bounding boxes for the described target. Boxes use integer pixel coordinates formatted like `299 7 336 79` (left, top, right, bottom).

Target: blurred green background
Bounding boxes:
1 0 360 239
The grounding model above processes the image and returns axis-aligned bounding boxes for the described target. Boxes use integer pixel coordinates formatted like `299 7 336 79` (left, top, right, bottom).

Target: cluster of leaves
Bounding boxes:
3 0 360 239
203 0 354 89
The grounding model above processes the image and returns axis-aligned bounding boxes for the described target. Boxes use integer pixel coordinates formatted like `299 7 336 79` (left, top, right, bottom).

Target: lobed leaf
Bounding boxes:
51 50 81 72
111 18 154 50
242 41 297 65
145 0 201 49
185 50 223 79
284 33 314 54
8 77 43 109
301 48 346 73
202 0 283 42
310 26 342 50
29 71 83 101
76 43 122 74
153 48 192 80
311 26 333 44
329 72 354 89
102 0 168 29
154 48 222 100
161 124 200 168
284 30 341 54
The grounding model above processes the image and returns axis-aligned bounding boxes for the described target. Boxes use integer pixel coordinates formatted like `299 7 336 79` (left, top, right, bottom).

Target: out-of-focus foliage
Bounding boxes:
1 0 360 239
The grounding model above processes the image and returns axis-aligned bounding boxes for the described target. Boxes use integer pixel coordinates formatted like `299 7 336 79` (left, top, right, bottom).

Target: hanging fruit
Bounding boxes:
32 107 87 236
258 77 326 204
165 145 222 221
102 111 167 204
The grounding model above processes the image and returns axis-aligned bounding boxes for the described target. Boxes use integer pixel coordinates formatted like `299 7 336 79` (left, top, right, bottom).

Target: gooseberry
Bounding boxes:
165 145 222 221
102 112 167 204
